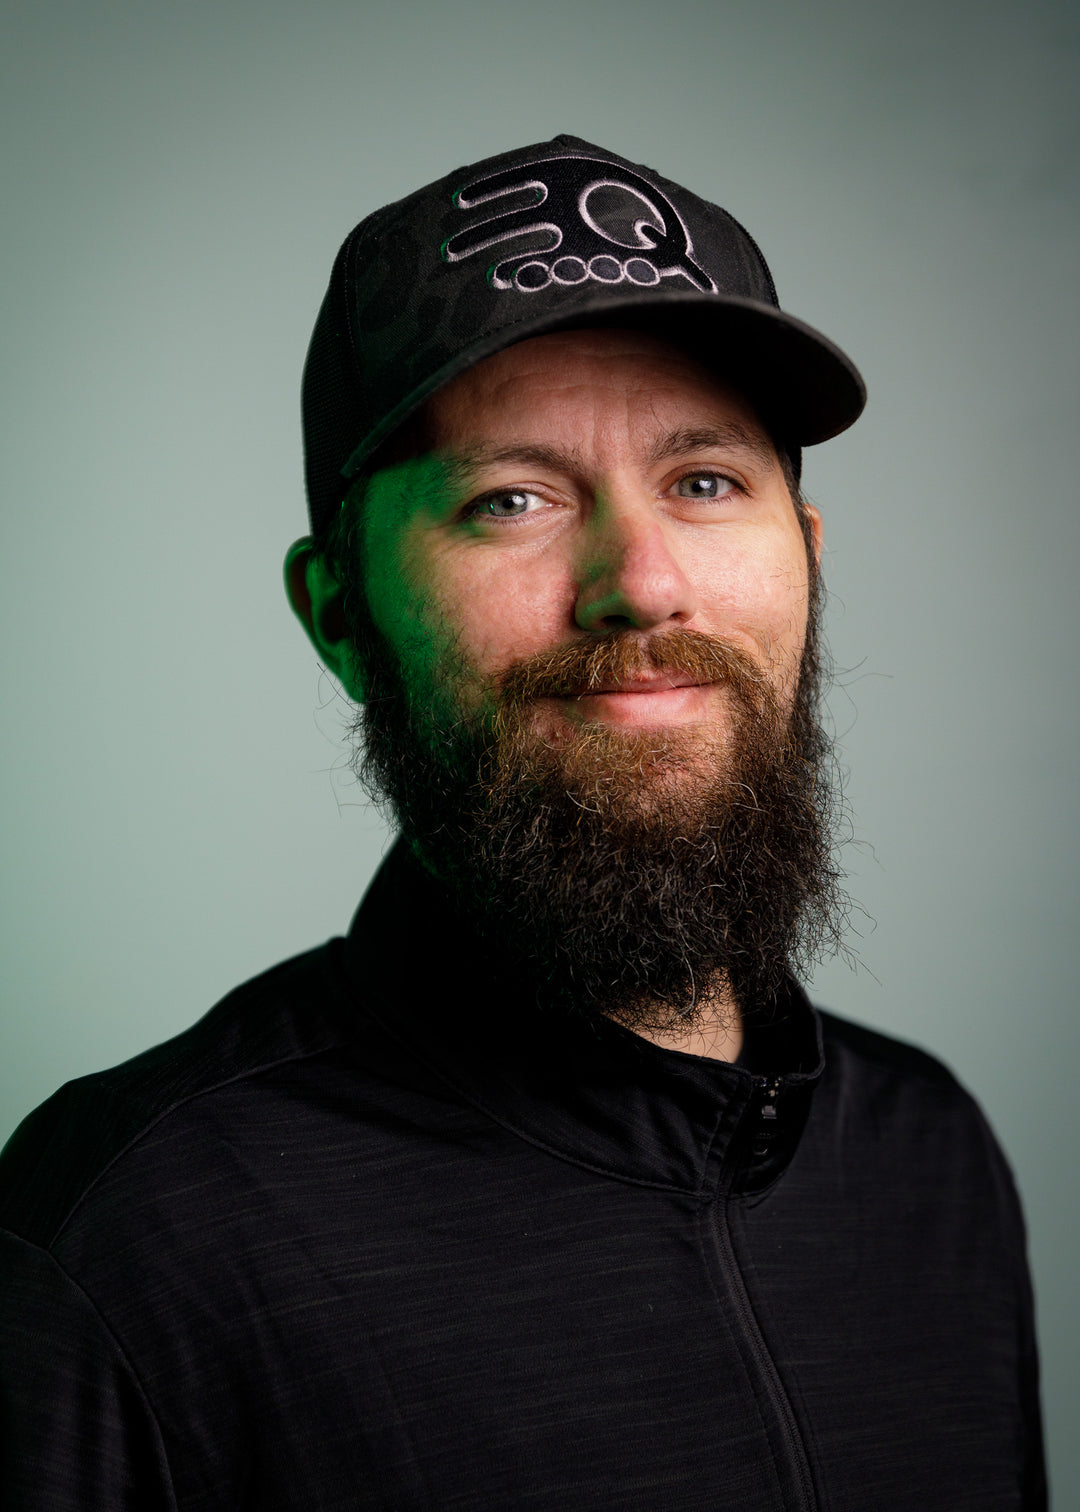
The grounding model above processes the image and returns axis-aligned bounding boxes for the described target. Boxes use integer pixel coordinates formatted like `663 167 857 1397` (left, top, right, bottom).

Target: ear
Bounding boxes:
803 503 824 569
283 538 368 702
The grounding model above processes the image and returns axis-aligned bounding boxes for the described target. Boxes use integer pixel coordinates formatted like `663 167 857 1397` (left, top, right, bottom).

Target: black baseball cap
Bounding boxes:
301 134 866 537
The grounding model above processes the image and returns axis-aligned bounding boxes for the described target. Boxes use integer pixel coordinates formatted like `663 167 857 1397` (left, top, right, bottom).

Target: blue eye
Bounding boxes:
676 472 737 499
472 490 539 519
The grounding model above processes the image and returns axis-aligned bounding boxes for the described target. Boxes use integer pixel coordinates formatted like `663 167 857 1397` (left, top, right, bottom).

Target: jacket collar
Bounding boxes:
342 838 824 1199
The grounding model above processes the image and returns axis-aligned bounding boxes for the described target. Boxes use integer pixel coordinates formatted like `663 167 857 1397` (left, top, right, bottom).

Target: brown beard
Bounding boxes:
346 603 847 1034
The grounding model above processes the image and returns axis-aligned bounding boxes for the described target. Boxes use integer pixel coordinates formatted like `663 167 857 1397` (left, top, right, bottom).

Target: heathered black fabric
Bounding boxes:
0 840 1045 1510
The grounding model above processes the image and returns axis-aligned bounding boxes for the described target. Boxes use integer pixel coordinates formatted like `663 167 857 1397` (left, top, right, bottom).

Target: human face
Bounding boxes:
360 327 821 753
332 328 838 1027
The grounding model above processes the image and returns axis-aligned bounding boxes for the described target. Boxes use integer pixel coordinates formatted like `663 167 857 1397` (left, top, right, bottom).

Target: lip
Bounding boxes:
546 678 720 729
565 674 707 697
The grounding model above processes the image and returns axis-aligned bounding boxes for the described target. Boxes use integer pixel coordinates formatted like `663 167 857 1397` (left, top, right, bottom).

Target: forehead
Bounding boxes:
421 327 778 466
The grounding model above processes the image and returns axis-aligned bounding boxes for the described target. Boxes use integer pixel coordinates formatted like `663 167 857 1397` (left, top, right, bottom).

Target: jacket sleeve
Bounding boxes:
1 1229 178 1511
975 1104 1047 1510
1003 1163 1048 1511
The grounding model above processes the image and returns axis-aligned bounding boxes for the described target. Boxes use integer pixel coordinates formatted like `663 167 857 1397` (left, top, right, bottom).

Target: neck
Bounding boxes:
611 977 744 1063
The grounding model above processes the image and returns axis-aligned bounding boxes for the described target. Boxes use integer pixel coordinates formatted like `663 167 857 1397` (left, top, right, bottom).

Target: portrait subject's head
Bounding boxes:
286 135 865 1048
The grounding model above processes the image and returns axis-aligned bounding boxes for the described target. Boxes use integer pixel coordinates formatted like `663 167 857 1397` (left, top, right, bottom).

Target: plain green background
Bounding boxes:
3 0 1076 1500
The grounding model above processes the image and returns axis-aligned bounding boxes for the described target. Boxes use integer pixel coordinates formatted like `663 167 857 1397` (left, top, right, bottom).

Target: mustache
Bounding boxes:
493 627 769 709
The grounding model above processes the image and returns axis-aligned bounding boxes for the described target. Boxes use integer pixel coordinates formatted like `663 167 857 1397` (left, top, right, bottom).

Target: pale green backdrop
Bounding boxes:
2 0 1076 1500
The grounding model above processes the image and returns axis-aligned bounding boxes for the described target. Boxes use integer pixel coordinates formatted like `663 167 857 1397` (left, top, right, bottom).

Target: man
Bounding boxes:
0 137 1044 1508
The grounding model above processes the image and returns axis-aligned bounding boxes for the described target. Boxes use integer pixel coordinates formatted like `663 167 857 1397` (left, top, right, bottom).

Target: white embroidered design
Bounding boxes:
441 155 716 295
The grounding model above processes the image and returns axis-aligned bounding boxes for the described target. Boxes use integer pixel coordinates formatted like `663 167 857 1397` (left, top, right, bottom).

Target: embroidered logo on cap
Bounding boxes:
441 155 716 295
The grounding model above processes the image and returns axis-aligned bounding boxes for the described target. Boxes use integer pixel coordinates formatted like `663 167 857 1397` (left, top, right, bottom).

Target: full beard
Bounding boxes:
348 614 845 1034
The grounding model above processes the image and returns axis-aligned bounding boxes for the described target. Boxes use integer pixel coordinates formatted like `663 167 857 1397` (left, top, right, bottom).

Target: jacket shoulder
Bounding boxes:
816 1008 966 1091
0 940 350 1250
814 1007 1024 1212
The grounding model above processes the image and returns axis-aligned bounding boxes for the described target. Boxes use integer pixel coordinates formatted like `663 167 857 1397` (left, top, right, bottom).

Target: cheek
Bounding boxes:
366 529 566 709
759 556 810 647
418 546 574 682
467 582 563 661
697 537 810 675
363 529 456 701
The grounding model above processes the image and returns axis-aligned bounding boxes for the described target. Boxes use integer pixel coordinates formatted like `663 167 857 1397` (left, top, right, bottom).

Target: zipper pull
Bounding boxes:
751 1076 782 1158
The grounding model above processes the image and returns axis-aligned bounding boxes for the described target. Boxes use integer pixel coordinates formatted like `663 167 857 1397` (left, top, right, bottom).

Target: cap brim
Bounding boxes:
342 289 866 480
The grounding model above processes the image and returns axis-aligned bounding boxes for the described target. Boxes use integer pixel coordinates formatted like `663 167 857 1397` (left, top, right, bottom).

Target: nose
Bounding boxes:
573 496 700 633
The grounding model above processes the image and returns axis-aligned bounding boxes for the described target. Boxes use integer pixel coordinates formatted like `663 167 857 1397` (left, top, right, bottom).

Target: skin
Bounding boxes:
286 327 823 1062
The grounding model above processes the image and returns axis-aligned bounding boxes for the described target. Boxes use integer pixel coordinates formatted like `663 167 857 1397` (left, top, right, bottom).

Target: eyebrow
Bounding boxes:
444 423 777 485
448 441 587 480
642 423 777 471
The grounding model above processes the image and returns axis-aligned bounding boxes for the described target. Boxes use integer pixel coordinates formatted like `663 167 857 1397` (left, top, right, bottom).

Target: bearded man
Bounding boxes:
0 138 1044 1510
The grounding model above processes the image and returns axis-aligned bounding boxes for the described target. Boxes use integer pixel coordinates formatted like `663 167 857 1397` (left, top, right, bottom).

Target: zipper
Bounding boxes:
709 1078 818 1512
751 1075 782 1160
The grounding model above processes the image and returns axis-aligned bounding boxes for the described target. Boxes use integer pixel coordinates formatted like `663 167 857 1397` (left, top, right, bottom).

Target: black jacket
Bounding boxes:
0 841 1045 1510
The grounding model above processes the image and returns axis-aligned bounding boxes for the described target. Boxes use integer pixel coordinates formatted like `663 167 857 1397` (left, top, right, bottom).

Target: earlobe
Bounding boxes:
283 537 367 701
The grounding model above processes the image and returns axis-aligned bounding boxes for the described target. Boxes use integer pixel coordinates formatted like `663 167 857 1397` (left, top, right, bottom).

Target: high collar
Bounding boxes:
342 838 825 1200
